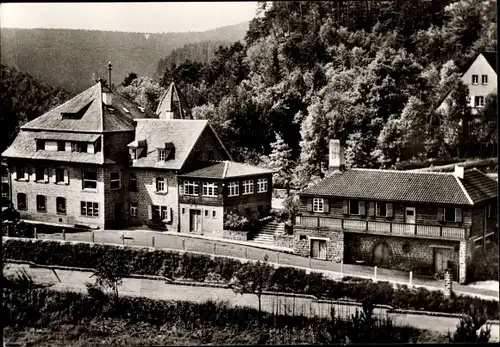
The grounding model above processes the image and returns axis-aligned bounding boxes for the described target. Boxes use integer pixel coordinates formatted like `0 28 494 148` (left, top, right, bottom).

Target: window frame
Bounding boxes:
228 181 239 197
152 205 168 220
81 201 99 217
55 168 65 184
158 149 166 162
156 177 166 192
202 182 218 197
17 193 27 211
475 96 485 107
36 140 45 151
131 149 137 160
110 172 121 190
313 198 324 213
129 203 138 217
183 180 199 196
212 210 216 218
36 195 46 213
242 180 254 195
16 166 25 181
257 178 268 193
35 167 45 182
472 74 479 85
376 202 387 217
82 171 98 190
349 200 360 215
57 141 65 151
56 197 66 215
482 74 488 85
444 207 456 222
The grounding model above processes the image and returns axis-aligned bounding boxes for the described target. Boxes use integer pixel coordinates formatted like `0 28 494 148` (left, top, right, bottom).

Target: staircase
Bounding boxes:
251 220 285 245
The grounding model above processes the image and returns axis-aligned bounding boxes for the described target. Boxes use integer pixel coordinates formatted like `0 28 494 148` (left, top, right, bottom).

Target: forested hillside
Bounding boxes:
0 22 248 93
0 65 73 152
118 0 497 188
156 40 229 76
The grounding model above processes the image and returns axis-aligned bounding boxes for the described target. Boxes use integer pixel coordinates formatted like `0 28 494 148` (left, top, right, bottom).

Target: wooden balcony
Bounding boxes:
295 215 468 241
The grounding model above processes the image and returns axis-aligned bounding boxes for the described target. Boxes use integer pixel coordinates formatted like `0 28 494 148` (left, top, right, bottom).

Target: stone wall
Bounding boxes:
274 234 294 248
459 239 473 284
223 229 249 241
293 227 344 262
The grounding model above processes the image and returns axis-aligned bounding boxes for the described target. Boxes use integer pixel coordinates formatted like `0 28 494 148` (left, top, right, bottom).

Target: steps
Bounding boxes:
250 221 285 245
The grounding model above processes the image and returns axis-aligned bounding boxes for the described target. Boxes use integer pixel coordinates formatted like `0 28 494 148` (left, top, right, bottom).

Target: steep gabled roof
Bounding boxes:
300 168 498 206
482 52 497 73
155 82 192 119
21 82 155 133
180 161 275 179
129 119 209 170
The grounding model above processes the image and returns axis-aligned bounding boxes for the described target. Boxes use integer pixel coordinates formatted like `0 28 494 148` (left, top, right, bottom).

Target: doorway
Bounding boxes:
311 239 327 259
434 247 453 274
189 209 201 232
373 243 392 267
405 206 416 234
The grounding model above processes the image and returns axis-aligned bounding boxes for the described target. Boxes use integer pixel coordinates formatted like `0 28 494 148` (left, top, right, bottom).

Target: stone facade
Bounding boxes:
179 203 224 234
293 227 344 262
274 234 294 248
222 229 249 241
459 239 473 284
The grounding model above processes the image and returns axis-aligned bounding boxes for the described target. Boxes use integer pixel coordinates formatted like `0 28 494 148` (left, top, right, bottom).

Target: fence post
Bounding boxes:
409 271 413 286
276 251 279 265
213 243 216 255
182 239 186 251
91 231 95 243
309 256 312 268
374 266 377 280
62 229 66 240
152 236 155 248
340 260 343 276
121 234 125 245
245 247 248 259
34 227 37 239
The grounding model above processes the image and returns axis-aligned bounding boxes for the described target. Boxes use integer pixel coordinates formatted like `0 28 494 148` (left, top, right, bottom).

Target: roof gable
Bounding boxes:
300 169 490 206
481 52 497 73
156 82 192 119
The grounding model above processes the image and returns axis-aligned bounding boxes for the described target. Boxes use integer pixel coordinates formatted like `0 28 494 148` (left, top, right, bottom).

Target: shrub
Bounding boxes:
469 247 499 282
224 212 250 231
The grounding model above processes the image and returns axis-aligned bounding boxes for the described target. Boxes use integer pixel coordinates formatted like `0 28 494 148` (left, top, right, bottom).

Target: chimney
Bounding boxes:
329 139 345 172
102 90 113 106
453 165 465 179
108 61 112 91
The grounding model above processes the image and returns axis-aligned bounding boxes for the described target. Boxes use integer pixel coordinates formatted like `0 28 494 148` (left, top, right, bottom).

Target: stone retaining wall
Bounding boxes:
222 229 249 241
274 234 293 248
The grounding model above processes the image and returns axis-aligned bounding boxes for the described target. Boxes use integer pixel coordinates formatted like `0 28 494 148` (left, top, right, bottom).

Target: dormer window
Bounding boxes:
158 149 166 161
131 149 137 160
36 140 45 151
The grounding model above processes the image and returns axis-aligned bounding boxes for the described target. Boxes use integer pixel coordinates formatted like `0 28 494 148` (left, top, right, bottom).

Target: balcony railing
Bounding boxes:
295 215 467 241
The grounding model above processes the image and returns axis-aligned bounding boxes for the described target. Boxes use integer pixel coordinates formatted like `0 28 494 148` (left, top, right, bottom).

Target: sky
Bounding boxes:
0 2 259 33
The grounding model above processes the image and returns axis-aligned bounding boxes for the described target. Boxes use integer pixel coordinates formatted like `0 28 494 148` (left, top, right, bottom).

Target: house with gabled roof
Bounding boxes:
2 76 274 234
295 140 497 284
437 52 497 115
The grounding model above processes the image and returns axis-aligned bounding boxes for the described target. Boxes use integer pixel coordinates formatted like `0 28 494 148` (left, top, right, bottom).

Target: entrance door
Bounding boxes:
311 239 327 259
373 243 392 267
405 207 416 234
114 203 123 227
189 209 201 232
434 248 453 273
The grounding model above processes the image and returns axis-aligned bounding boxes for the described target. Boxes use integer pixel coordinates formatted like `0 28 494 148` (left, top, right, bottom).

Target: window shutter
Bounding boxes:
386 203 393 217
437 207 444 221
64 170 69 184
455 207 462 222
168 207 173 222
12 166 17 180
324 199 330 213
44 168 49 182
52 169 57 183
343 200 349 214
148 205 152 220
359 201 366 215
25 167 30 181
369 202 375 216
306 198 313 212
164 177 168 193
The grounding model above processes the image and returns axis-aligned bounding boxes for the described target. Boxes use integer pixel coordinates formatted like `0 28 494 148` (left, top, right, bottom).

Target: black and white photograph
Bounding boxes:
1 1 498 345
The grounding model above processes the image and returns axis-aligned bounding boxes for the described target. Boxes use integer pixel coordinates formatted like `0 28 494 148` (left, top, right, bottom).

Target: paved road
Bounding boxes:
34 230 499 300
4 264 461 334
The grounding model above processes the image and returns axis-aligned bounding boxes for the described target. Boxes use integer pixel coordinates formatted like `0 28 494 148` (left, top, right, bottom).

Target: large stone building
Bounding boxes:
295 140 498 284
2 80 273 232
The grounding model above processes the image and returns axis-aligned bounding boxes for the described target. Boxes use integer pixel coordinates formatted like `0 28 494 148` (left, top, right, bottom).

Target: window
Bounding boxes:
243 180 254 195
158 149 166 161
208 150 215 161
205 210 208 217
17 193 27 210
182 208 185 214
36 140 45 151
472 74 479 84
71 142 81 152
212 210 216 218
228 182 239 196
349 200 360 215
131 149 137 160
129 203 137 217
36 195 46 213
36 167 45 182
444 207 456 222
16 166 25 180
1 183 8 199
110 172 121 190
81 201 99 217
488 204 492 219
55 169 67 184
56 197 66 214
156 177 166 192
183 180 199 195
129 174 137 191
83 171 97 190
152 205 168 220
482 75 488 84
376 202 387 217
257 178 268 193
57 141 65 151
202 182 218 197
313 198 324 213
81 143 88 153
475 96 485 107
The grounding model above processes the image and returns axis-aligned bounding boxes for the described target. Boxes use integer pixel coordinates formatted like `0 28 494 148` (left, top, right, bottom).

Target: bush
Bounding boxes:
3 238 499 321
469 247 499 282
224 212 250 231
270 208 289 222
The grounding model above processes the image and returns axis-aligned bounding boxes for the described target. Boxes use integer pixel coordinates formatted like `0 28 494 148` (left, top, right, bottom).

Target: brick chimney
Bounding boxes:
453 165 465 179
329 139 345 172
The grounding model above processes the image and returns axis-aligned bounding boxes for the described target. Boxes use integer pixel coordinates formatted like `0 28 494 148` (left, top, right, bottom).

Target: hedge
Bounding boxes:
3 238 498 322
